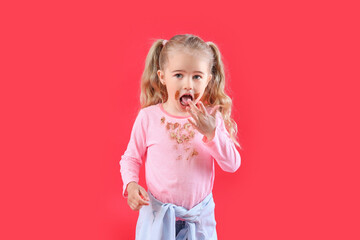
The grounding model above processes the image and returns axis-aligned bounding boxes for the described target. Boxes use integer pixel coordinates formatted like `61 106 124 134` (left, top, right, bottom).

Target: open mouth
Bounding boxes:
179 93 193 106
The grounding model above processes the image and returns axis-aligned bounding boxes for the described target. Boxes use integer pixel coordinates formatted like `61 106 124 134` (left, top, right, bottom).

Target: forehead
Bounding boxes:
166 50 211 73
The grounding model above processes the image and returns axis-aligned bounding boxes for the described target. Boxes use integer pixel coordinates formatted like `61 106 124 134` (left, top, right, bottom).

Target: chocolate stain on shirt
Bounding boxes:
161 116 199 161
187 149 199 160
191 149 199 157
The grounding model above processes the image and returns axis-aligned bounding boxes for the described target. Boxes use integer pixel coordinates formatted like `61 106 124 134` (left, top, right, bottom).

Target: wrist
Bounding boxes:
205 129 216 142
126 181 138 192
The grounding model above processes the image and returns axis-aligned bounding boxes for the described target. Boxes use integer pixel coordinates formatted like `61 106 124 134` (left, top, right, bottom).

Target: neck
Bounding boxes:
162 101 190 117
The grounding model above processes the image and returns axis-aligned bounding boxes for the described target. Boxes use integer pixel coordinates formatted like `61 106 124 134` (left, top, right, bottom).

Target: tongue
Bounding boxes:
180 96 192 106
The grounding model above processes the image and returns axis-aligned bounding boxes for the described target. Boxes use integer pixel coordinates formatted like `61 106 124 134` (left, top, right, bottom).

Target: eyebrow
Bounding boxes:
172 70 205 74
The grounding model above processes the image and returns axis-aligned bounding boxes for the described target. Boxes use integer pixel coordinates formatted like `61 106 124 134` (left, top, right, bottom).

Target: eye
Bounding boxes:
174 73 182 78
194 75 202 80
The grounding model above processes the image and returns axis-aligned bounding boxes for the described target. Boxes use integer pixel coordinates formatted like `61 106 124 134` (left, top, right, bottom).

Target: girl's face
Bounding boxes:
157 50 212 115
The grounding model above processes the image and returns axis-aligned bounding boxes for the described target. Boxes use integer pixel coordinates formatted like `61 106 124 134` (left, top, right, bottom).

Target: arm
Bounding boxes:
119 109 148 198
202 111 241 173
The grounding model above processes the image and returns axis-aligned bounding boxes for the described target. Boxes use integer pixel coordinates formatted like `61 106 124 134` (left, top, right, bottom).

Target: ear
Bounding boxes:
157 70 165 85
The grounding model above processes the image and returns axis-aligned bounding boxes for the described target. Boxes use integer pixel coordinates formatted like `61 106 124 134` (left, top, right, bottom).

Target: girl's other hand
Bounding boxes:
126 181 150 211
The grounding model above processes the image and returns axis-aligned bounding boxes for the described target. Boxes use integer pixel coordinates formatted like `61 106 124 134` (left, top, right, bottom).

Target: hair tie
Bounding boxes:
162 40 168 46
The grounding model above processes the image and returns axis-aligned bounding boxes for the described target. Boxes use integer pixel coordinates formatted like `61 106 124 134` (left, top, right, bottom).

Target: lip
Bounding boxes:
178 92 194 108
179 101 188 109
179 92 194 101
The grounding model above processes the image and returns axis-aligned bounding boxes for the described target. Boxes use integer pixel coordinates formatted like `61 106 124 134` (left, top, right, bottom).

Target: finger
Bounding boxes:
187 118 198 129
139 188 150 201
137 193 150 205
139 199 150 205
188 100 201 115
186 106 199 122
137 194 149 205
132 204 138 211
132 190 148 205
129 198 148 211
129 202 136 210
134 197 149 206
198 101 208 115
140 193 149 202
135 204 145 211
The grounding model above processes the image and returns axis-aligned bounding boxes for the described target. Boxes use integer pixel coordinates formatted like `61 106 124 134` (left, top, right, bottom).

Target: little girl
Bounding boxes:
120 34 242 240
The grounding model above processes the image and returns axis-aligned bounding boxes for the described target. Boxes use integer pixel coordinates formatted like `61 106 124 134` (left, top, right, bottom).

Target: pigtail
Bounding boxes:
140 40 168 108
205 42 242 149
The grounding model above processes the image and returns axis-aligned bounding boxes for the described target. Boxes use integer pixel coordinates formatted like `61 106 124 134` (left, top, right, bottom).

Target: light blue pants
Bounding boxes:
176 220 188 237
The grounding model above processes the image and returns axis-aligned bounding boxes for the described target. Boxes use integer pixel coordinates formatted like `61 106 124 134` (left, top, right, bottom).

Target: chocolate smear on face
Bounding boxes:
175 90 180 101
194 93 200 101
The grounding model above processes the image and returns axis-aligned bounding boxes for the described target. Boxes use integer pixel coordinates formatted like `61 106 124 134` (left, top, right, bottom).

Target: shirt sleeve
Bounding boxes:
201 111 241 173
119 109 148 198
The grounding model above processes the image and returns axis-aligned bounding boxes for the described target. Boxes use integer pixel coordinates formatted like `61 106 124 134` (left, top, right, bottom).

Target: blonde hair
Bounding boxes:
140 34 242 149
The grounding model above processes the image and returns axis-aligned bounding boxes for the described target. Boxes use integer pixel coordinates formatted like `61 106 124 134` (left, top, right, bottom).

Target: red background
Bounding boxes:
1 0 359 239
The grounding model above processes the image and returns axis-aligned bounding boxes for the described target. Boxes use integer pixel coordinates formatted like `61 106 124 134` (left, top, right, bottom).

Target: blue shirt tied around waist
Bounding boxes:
135 190 217 240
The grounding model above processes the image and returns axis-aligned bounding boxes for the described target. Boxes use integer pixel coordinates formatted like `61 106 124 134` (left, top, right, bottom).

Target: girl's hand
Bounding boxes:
186 100 220 141
126 182 150 211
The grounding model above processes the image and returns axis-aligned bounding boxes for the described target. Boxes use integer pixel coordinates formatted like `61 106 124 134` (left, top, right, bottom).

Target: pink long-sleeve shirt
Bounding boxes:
119 103 241 210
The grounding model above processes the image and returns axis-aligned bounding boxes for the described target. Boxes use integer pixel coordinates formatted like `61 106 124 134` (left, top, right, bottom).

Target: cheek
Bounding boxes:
195 83 207 94
194 93 200 100
175 90 180 100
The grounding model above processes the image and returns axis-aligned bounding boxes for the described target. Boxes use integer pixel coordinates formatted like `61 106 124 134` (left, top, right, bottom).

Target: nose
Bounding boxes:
183 77 193 90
